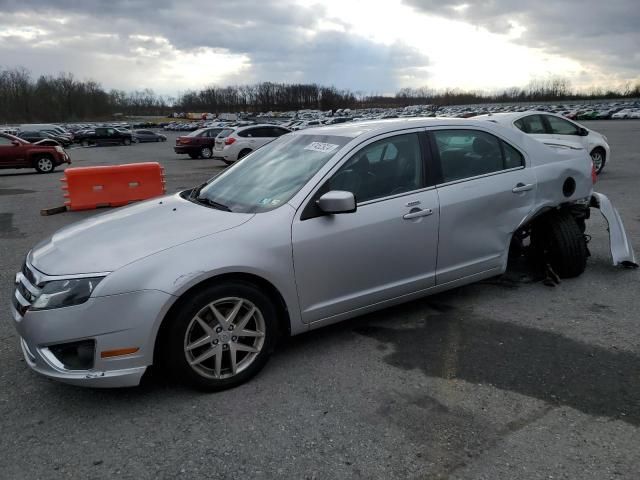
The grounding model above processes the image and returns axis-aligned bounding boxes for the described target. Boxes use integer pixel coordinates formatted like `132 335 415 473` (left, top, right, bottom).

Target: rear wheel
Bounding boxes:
590 147 606 174
123 138 132 146
237 149 252 160
166 282 277 391
81 139 90 147
532 210 587 278
201 147 213 159
35 156 55 174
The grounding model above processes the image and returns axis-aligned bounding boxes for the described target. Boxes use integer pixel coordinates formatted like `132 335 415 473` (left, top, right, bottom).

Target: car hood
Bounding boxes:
29 193 254 275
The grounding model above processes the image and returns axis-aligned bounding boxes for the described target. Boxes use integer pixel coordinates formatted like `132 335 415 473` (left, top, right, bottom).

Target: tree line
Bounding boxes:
0 67 638 123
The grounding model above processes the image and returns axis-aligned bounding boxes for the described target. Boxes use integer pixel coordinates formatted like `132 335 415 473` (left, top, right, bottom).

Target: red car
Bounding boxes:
174 127 224 159
0 133 71 173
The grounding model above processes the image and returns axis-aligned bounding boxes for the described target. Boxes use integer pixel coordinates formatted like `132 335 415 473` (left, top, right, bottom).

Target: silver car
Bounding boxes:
11 118 637 390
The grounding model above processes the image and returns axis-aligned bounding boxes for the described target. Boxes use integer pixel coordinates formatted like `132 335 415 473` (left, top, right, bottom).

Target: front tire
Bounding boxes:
532 210 587 278
34 156 55 174
81 139 90 147
590 147 606 174
166 282 277 391
123 138 132 146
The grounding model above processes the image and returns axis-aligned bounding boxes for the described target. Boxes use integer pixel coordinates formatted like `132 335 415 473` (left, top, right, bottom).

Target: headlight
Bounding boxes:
55 146 64 153
31 277 103 311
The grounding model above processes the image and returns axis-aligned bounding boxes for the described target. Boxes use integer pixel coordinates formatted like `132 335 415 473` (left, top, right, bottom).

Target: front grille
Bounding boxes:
22 261 38 286
13 262 41 320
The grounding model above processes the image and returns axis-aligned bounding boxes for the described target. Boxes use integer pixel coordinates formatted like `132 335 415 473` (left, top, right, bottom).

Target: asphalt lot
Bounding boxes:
1 122 639 479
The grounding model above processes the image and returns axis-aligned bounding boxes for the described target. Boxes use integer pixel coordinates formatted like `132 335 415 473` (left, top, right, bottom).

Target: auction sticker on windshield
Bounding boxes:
304 142 340 153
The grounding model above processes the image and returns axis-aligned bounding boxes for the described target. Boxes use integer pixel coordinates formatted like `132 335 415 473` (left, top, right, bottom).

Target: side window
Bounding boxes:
238 128 254 138
0 136 13 145
503 141 525 169
515 115 546 134
272 127 289 137
327 133 423 203
545 115 580 135
433 129 521 183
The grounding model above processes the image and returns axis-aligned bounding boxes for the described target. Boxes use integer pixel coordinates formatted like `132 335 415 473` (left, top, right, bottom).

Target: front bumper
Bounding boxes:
12 265 174 387
17 335 146 387
591 192 637 267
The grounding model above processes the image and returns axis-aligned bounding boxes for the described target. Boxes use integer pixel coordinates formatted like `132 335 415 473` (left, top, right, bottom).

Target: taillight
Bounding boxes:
224 137 236 146
180 138 191 145
591 163 597 184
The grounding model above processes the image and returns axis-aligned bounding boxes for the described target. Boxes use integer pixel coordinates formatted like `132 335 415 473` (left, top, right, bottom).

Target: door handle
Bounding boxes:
512 183 534 193
403 208 433 220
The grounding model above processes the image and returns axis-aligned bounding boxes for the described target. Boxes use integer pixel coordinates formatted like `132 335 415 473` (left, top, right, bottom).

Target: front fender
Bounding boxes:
591 192 638 267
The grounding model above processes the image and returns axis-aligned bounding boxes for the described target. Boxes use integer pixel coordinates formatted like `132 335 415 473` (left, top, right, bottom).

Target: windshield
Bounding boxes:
196 133 350 213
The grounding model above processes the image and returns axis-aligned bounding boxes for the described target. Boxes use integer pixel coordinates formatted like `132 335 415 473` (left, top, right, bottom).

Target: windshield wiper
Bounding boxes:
189 181 208 200
196 196 232 212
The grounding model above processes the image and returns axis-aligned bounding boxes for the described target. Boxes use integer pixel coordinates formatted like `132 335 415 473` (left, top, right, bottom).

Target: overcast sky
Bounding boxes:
0 0 637 96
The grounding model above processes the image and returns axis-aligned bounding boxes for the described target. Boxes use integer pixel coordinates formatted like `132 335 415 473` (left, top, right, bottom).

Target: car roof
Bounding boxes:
234 123 289 132
298 117 516 139
473 110 569 126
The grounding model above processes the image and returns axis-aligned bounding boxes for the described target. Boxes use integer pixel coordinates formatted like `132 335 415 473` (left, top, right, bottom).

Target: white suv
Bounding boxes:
213 124 291 164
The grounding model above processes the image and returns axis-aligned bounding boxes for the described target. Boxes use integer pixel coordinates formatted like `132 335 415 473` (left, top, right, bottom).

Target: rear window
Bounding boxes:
217 128 235 138
187 128 209 137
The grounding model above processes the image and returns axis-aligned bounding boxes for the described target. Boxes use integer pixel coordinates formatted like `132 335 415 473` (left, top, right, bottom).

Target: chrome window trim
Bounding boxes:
435 165 526 188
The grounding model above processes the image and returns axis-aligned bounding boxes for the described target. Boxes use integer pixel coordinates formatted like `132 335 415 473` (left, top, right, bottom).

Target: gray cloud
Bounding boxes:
0 0 430 93
404 0 640 82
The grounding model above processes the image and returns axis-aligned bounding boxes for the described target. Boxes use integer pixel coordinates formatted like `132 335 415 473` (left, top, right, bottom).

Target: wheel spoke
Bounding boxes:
195 315 215 336
186 334 211 351
229 344 238 375
214 348 223 377
235 306 256 331
226 299 244 325
237 329 264 338
189 346 217 366
234 343 258 353
209 304 228 329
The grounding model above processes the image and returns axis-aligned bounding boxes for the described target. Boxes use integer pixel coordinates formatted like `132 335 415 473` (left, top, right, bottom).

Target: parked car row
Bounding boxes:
174 124 291 162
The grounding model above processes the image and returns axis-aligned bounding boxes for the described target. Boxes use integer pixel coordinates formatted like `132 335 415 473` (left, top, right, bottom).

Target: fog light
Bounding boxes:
49 340 95 370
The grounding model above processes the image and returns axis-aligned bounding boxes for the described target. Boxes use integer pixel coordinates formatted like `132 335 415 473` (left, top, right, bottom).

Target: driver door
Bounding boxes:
291 130 439 324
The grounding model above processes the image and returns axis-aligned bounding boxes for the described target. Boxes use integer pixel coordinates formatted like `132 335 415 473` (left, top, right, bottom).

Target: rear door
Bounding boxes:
431 128 535 284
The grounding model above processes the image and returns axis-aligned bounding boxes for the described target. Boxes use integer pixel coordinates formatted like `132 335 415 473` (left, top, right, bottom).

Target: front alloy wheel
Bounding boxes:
590 148 605 174
35 156 55 173
167 282 277 390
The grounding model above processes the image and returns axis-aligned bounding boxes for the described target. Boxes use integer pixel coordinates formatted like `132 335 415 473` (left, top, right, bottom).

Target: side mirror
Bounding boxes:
11 140 20 146
317 190 356 214
578 127 589 136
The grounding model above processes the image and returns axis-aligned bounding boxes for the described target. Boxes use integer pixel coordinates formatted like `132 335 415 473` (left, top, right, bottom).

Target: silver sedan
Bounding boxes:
11 118 636 390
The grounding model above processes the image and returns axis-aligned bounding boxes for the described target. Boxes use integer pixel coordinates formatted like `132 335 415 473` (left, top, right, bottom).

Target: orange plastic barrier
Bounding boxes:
61 162 166 211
